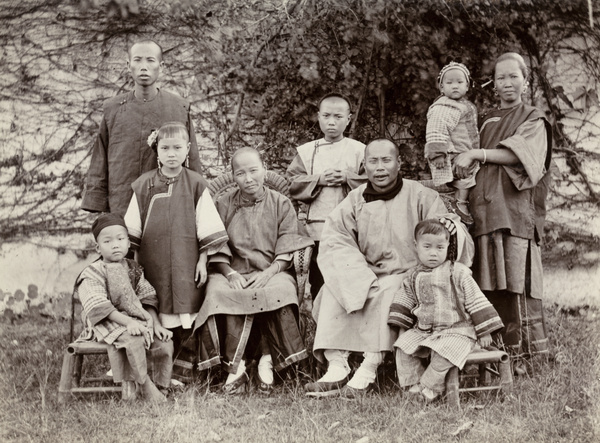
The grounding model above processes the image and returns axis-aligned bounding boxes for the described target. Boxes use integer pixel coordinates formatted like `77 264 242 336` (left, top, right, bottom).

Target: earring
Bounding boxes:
522 83 529 94
493 87 498 97
157 156 162 168
185 155 189 168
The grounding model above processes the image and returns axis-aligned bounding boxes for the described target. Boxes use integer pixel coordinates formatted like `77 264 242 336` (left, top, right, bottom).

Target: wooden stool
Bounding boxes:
445 348 513 409
58 341 134 403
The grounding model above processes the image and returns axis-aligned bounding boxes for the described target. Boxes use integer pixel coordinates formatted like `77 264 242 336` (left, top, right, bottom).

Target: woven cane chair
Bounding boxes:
207 171 313 337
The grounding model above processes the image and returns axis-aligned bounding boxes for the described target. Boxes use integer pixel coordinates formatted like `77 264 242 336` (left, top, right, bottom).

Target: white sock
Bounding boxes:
347 352 383 389
347 367 376 389
317 358 350 383
258 354 273 384
225 359 246 384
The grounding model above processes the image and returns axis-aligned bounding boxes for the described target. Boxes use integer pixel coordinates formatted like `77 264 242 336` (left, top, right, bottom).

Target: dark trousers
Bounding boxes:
485 290 549 357
309 241 324 298
198 306 308 375
171 326 199 383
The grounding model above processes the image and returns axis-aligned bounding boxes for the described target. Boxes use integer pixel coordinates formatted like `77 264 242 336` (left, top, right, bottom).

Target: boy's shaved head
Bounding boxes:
318 93 352 113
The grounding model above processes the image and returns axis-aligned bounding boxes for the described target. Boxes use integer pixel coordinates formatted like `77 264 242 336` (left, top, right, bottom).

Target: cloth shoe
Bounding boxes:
451 199 474 225
223 359 248 395
406 383 423 400
257 354 274 394
346 352 382 390
421 387 440 403
339 383 374 399
305 364 350 397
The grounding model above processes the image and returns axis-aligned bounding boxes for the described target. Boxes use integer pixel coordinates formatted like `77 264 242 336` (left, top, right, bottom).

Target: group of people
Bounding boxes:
75 39 553 403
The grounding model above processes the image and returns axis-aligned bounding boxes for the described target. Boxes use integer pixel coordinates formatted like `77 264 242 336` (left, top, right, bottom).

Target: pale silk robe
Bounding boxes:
312 179 474 362
287 137 367 240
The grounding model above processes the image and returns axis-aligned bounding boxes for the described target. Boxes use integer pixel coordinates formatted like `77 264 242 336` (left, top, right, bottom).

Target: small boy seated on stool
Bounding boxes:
388 219 503 402
75 213 174 402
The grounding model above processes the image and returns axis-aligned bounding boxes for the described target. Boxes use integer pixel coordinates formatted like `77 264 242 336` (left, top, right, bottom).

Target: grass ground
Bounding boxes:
1 296 598 443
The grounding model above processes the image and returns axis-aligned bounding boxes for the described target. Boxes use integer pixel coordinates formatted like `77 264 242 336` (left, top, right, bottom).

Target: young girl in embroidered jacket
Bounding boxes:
124 122 228 382
388 219 503 402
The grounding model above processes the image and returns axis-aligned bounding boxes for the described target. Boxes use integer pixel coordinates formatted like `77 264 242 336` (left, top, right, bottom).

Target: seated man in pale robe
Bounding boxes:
306 138 474 398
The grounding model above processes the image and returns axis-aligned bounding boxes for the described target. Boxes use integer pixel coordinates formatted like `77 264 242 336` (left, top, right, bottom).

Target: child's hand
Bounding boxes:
321 168 346 187
142 327 153 349
195 260 208 288
154 323 173 342
127 320 147 336
454 151 478 179
144 314 154 333
429 155 446 169
478 333 492 348
246 268 276 289
227 271 248 290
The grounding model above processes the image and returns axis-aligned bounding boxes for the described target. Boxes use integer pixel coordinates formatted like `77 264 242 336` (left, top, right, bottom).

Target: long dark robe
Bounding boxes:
82 89 202 215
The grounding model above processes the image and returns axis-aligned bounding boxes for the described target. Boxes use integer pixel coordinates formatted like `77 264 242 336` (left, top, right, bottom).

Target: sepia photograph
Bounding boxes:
0 0 598 441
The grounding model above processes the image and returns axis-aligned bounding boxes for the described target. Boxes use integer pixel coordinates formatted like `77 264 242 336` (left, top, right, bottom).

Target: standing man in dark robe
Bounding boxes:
82 39 202 216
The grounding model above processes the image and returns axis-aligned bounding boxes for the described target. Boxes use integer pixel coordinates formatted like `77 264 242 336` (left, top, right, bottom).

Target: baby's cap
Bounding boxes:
437 61 471 87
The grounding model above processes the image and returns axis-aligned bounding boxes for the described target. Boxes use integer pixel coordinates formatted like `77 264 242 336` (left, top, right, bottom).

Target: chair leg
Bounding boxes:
58 351 76 404
478 363 491 386
73 354 83 388
446 366 460 409
498 360 513 394
122 381 137 401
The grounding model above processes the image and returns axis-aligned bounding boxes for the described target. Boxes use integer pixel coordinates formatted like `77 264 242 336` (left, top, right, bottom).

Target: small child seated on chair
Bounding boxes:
75 213 174 402
388 219 503 402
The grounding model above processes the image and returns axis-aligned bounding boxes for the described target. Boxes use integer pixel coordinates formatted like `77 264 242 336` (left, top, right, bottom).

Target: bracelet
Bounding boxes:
225 270 238 277
481 149 487 165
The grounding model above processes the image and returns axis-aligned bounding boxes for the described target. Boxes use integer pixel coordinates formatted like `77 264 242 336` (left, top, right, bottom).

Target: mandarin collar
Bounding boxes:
236 186 267 207
157 167 182 185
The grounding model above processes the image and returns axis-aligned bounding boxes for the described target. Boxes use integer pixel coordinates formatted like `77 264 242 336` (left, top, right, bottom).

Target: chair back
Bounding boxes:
207 171 290 201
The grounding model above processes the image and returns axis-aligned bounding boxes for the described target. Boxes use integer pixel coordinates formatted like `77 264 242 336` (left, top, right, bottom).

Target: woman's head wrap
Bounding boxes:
92 213 128 240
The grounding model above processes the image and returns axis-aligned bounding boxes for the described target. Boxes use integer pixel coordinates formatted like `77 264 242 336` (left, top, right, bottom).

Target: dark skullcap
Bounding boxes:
92 213 128 240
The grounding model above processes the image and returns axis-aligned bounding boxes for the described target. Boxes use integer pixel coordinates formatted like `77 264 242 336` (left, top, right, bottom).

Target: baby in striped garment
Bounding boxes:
424 62 480 224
